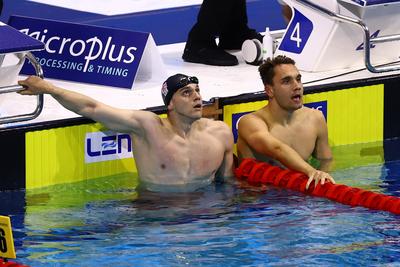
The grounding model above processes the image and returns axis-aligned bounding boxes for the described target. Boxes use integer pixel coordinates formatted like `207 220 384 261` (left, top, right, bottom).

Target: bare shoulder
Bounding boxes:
241 111 263 123
299 106 325 121
135 110 163 125
202 118 230 132
199 118 232 140
238 110 268 131
132 110 164 134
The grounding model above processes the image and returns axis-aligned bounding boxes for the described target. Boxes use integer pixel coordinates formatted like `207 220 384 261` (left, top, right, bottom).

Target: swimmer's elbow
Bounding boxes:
318 156 333 161
314 151 334 162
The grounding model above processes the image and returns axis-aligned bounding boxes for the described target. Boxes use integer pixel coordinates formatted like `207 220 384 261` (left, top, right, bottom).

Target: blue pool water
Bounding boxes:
1 139 400 266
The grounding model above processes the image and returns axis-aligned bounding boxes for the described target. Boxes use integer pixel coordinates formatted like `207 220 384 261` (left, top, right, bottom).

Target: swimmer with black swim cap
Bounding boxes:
18 73 234 192
161 74 199 106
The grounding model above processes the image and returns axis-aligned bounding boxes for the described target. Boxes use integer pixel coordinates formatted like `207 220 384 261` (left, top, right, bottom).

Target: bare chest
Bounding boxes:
269 123 317 159
135 133 225 178
162 136 224 166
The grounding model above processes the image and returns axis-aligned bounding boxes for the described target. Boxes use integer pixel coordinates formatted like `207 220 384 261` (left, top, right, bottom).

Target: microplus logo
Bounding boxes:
85 131 133 163
9 16 149 89
19 29 137 73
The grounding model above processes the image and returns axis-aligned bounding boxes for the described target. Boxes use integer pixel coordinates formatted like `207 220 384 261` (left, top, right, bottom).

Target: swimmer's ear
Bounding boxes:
265 84 273 99
167 101 173 112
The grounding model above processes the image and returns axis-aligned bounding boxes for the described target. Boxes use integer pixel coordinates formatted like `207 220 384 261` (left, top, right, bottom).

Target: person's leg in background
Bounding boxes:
218 0 262 50
183 0 238 66
183 0 261 66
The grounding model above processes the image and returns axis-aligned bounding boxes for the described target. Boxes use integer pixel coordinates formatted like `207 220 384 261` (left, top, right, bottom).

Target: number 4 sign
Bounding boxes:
279 8 314 54
0 216 16 259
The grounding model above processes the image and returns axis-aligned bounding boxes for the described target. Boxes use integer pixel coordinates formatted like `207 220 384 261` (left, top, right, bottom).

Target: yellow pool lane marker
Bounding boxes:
0 215 16 259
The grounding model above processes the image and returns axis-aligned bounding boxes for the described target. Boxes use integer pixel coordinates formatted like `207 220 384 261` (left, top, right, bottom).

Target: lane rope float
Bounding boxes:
235 158 400 214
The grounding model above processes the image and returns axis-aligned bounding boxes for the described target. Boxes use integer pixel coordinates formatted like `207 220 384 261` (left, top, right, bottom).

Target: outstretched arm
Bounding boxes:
18 76 157 134
238 114 335 189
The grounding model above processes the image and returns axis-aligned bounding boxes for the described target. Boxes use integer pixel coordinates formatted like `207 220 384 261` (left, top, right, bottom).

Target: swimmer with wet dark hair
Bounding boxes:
18 74 234 192
237 55 335 189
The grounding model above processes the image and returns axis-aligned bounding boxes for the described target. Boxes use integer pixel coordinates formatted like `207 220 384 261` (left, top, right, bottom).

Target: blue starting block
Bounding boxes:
276 0 400 72
0 21 44 125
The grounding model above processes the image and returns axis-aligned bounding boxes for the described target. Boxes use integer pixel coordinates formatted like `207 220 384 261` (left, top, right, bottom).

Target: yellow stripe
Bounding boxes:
26 123 136 189
304 84 383 146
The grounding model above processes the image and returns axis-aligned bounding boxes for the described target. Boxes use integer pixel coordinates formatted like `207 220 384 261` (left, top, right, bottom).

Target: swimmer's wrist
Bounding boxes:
304 166 316 177
48 86 62 96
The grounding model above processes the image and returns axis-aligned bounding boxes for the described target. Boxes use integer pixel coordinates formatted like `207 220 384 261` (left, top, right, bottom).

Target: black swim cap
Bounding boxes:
161 74 199 105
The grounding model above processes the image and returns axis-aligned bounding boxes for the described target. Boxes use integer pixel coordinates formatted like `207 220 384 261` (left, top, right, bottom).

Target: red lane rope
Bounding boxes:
235 159 400 215
0 259 29 267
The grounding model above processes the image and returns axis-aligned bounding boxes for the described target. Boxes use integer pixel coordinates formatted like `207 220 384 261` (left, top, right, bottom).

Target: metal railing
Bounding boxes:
295 0 400 73
0 52 44 125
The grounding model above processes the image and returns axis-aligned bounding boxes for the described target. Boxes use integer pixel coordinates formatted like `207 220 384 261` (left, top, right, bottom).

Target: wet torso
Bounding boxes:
132 117 227 191
237 106 319 163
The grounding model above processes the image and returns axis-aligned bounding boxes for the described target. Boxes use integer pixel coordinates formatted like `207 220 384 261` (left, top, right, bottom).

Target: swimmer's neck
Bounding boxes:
166 113 200 138
266 101 297 125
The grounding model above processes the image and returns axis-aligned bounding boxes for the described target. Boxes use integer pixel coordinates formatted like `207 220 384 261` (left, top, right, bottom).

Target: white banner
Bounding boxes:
85 131 133 163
